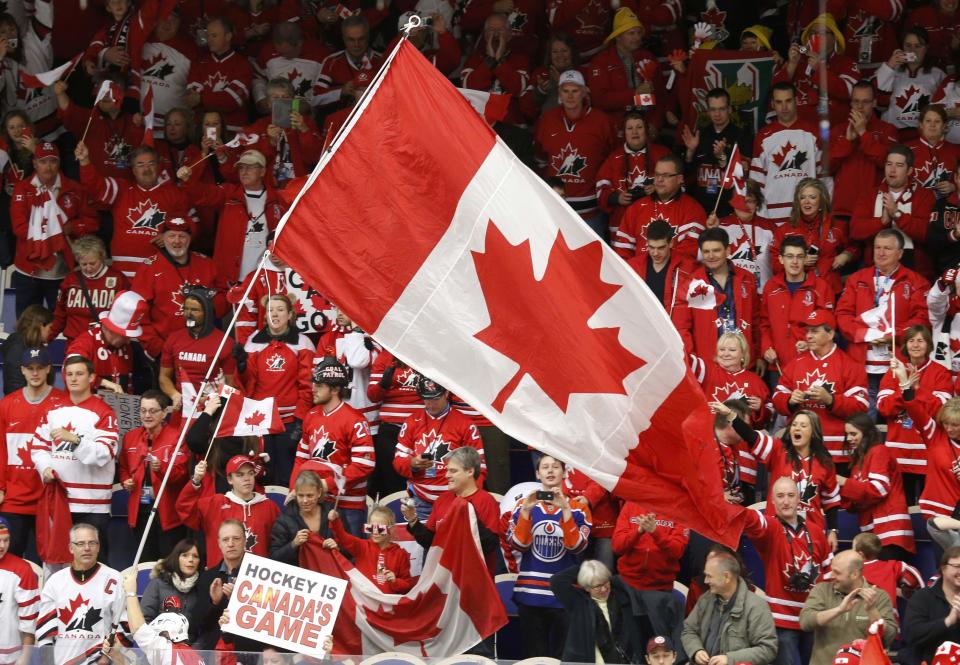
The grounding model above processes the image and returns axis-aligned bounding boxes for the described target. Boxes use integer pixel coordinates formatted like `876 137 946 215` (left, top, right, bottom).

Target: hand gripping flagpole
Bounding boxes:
712 143 739 215
204 389 234 461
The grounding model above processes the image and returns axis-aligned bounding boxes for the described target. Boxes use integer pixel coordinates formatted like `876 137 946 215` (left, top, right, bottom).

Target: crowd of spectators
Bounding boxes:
3 0 960 663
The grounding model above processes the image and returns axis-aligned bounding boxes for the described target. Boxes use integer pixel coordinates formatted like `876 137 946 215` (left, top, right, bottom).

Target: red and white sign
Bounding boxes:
275 41 745 546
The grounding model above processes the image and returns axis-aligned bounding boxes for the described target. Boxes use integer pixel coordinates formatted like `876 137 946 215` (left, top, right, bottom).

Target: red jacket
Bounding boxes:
626 253 693 315
562 468 618 539
0 387 66 515
772 53 861 127
771 216 853 294
57 102 142 181
773 345 870 461
850 182 936 274
905 392 960 518
80 164 192 277
596 142 670 235
330 518 414 593
180 176 287 284
743 509 831 630
394 407 485 502
587 45 663 123
612 502 688 592
49 266 129 342
906 137 960 192
828 117 898 217
546 0 610 57
460 49 530 125
186 49 253 131
461 0 545 56
177 486 280 567
242 328 315 423
877 361 953 475
314 49 385 98
10 175 97 276
672 263 759 364
759 272 837 366
534 106 615 218
614 193 707 260
835 264 930 374
841 444 915 553
119 423 189 529
65 327 134 392
238 116 324 190
130 252 227 358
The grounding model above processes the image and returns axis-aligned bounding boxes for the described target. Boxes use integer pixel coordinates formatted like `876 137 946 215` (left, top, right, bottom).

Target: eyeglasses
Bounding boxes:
587 580 611 591
363 523 390 535
945 562 960 569
653 173 679 180
140 408 163 415
71 540 99 548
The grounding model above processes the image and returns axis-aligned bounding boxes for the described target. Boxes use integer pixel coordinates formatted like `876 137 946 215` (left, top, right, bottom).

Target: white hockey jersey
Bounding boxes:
877 63 946 129
0 553 38 665
750 119 823 220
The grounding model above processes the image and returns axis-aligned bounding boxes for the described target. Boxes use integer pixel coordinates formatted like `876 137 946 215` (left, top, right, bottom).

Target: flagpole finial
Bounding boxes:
402 14 422 35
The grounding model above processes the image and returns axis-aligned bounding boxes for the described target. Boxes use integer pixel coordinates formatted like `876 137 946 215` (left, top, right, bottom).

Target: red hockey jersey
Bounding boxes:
294 401 375 510
877 361 953 474
65 327 134 392
368 352 423 424
161 328 237 392
534 106 615 218
692 358 772 430
186 49 253 131
759 272 836 366
744 509 831 630
596 142 670 235
242 328 315 423
903 393 960 518
177 486 280 567
394 407 485 502
80 163 192 277
546 0 611 57
0 387 66 515
58 102 141 181
773 346 870 461
49 266 129 342
0 552 39 661
907 137 960 193
119 423 189 529
614 193 707 260
841 444 915 552
835 264 930 374
612 502 688 592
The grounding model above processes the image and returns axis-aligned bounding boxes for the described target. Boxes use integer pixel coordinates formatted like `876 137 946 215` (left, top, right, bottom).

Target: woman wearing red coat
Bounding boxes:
119 389 190 561
772 178 856 293
242 294 314 486
840 413 915 559
877 325 954 502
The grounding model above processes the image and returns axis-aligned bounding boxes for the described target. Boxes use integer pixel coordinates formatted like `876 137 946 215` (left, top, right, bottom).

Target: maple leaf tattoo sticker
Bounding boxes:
471 223 645 413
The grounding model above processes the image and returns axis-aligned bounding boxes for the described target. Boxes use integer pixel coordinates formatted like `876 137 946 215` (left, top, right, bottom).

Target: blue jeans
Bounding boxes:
776 627 814 665
339 507 366 539
409 488 434 522
867 373 882 422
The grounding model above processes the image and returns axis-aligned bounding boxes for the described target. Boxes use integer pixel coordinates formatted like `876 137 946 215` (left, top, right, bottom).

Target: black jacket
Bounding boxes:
902 579 960 665
269 502 330 566
549 565 644 664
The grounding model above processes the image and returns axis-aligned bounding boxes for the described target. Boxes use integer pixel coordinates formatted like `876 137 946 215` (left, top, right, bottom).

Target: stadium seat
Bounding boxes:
112 484 129 518
435 655 497 665
265 485 289 510
378 491 410 521
495 573 519 617
358 653 427 665
837 509 860 542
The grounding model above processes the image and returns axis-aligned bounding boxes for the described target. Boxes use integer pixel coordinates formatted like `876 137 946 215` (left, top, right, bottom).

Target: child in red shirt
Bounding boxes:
324 505 415 594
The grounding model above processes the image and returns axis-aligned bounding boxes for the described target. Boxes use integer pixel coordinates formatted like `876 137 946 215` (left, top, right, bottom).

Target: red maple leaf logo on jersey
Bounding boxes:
772 142 796 168
244 411 266 427
58 594 87 626
800 369 835 395
287 68 302 82
896 85 922 111
701 6 727 27
711 381 746 401
472 223 644 413
204 71 228 92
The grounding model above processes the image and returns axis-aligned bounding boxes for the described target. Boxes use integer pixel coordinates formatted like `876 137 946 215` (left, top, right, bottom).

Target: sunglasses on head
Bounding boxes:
363 523 390 535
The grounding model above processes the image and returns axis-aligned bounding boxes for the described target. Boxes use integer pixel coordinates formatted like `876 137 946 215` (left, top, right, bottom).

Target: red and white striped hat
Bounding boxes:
99 291 148 339
934 642 960 665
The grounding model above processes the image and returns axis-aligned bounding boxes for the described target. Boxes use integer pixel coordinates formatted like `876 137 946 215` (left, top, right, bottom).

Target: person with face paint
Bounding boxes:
157 284 236 417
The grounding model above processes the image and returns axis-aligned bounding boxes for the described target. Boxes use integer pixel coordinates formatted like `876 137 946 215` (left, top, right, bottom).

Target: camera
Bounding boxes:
808 244 820 256
787 570 815 592
423 15 433 25
904 52 917 63
536 490 555 501
401 497 417 509
628 185 648 200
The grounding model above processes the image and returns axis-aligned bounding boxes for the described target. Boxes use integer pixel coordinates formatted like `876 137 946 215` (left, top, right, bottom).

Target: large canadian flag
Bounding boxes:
300 499 506 655
275 41 745 546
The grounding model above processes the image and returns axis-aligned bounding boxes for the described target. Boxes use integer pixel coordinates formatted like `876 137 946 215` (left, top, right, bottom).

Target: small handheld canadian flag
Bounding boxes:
633 93 656 107
213 384 285 437
717 143 749 214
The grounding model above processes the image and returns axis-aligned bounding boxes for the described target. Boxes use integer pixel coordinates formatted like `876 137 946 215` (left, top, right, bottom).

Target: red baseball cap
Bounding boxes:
646 636 675 654
35 142 59 160
226 455 256 475
158 216 196 236
800 309 836 330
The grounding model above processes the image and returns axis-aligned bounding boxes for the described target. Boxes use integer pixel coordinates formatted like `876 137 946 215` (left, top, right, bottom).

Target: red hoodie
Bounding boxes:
329 518 414 594
612 502 688 592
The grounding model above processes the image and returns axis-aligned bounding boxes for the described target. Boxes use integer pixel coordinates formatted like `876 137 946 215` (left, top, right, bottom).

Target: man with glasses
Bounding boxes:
118 390 189 561
36 523 127 665
615 154 707 260
759 237 836 378
30 356 119 565
76 141 194 278
680 88 754 217
904 545 960 665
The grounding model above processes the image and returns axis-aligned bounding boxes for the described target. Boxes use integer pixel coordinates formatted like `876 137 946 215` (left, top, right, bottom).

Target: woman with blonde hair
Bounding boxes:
772 178 855 293
692 332 772 428
48 235 129 344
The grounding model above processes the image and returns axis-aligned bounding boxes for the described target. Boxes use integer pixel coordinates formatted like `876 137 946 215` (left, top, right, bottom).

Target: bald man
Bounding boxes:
799 549 896 665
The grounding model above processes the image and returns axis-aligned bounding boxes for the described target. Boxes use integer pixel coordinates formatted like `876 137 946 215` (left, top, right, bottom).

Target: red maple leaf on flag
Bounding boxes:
690 283 711 299
772 142 795 168
472 222 644 413
244 411 266 427
364 583 447 644
58 594 87 625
